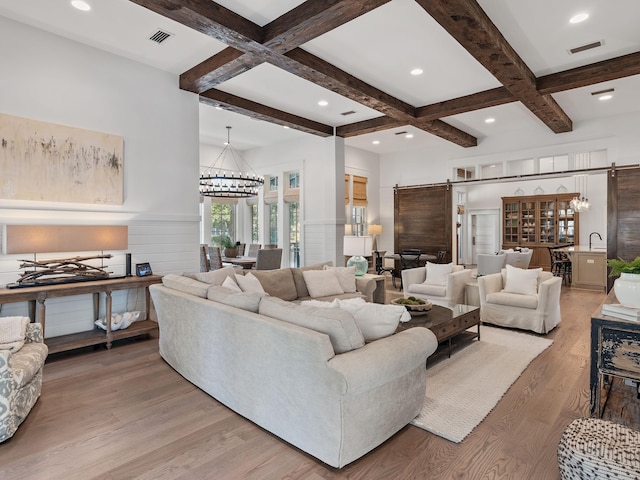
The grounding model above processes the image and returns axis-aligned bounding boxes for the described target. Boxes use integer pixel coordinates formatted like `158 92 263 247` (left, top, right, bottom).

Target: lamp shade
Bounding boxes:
3 225 128 254
368 224 382 236
343 236 373 256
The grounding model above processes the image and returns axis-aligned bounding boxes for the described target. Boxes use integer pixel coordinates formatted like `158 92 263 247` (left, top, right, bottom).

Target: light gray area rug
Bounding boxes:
411 326 553 443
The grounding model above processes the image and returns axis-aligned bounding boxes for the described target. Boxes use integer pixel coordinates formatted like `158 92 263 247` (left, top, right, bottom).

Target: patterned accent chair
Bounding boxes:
0 322 48 442
558 418 640 479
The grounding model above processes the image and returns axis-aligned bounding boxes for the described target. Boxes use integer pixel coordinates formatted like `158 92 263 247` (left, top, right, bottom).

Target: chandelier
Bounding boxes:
569 153 590 212
199 126 264 198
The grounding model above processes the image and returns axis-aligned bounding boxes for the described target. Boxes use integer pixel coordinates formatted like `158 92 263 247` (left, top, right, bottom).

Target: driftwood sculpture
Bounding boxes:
17 254 113 285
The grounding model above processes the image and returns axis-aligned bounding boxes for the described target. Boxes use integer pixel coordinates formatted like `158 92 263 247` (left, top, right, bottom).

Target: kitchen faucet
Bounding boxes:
589 232 602 250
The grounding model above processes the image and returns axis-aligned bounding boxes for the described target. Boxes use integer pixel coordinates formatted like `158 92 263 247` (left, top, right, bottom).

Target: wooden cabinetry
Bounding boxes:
502 193 580 270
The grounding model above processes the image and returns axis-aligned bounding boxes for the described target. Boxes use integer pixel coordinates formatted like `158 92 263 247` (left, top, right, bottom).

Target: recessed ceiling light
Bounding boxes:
410 68 423 76
599 94 613 101
317 100 328 107
71 0 91 11
283 125 290 129
215 106 223 110
591 88 614 101
569 13 589 24
405 134 414 139
372 140 380 145
485 117 496 123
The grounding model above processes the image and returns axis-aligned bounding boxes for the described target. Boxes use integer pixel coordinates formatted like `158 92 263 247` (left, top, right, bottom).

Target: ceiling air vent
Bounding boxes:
149 29 173 44
341 110 356 116
394 131 408 135
569 40 602 55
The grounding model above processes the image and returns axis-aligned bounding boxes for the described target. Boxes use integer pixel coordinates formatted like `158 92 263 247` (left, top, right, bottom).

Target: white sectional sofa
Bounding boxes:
150 267 438 468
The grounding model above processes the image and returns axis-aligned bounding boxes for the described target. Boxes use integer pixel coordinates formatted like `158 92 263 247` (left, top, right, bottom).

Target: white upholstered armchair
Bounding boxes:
401 263 473 306
478 267 562 334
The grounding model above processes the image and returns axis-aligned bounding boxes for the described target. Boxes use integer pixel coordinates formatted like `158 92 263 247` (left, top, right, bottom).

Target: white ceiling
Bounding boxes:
1 0 639 153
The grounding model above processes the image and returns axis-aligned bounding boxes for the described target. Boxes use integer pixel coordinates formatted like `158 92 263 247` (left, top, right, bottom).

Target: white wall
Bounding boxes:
379 110 640 262
0 17 200 337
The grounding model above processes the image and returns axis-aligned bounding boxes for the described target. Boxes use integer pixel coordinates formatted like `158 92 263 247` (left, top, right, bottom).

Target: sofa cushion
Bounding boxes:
310 292 366 303
323 265 357 293
223 275 242 292
503 265 542 295
291 263 326 299
250 268 298 301
303 269 344 298
407 283 447 297
193 266 237 286
259 297 364 353
486 291 538 309
10 342 48 388
207 286 263 313
333 298 408 342
162 274 210 298
423 262 453 286
235 272 267 294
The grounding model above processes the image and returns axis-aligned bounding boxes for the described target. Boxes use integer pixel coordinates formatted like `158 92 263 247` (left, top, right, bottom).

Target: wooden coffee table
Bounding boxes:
396 303 480 362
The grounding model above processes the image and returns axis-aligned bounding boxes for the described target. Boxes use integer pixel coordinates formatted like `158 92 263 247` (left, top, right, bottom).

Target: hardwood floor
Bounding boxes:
1 283 637 479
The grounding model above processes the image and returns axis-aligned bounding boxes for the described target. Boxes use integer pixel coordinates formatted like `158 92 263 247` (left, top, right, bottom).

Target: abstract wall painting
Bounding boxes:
0 113 124 204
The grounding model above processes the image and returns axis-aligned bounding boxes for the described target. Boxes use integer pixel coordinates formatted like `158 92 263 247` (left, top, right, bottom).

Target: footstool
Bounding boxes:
557 418 640 479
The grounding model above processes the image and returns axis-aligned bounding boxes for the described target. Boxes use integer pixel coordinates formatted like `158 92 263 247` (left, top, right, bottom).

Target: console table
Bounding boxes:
0 275 162 354
590 291 640 417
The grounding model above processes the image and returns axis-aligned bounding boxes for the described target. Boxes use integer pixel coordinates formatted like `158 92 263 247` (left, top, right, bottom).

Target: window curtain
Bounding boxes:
353 175 368 207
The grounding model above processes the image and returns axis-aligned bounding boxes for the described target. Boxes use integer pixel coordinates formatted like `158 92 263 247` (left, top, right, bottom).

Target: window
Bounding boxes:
351 206 366 237
289 172 299 189
269 176 279 191
288 201 300 267
250 204 259 243
268 204 278 245
454 167 475 181
507 158 535 176
481 163 503 178
539 155 568 174
210 202 236 246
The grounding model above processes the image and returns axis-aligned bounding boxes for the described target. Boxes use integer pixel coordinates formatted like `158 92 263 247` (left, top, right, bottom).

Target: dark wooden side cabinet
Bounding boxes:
590 291 640 417
0 275 162 354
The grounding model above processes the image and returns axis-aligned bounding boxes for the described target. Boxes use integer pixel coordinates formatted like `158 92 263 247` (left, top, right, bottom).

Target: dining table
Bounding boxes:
221 256 257 269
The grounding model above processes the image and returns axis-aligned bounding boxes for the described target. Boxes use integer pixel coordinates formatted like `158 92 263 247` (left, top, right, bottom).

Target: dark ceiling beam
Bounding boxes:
180 49 262 93
416 87 515 120
415 0 573 134
537 51 640 95
337 117 404 137
130 0 263 50
263 0 392 52
200 89 334 137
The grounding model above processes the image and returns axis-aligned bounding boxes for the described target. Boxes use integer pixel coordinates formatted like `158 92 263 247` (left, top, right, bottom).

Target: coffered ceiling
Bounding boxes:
1 0 640 153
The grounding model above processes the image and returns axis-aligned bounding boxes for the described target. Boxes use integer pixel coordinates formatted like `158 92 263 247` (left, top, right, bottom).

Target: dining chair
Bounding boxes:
208 246 224 270
200 244 210 272
397 249 422 288
374 251 398 288
255 248 282 270
436 250 447 263
237 243 246 257
247 244 261 257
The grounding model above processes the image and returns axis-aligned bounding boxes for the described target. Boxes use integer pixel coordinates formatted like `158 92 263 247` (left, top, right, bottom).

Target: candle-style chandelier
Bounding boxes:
199 126 264 198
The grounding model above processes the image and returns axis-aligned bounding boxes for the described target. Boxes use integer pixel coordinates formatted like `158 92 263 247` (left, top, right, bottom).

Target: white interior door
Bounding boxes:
471 211 500 264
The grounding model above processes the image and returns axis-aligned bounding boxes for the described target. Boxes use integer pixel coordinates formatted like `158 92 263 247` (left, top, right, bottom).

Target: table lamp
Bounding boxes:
343 236 373 276
368 224 382 252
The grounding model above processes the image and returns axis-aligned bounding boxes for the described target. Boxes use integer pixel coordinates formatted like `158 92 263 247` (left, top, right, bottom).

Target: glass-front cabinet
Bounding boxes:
502 193 579 269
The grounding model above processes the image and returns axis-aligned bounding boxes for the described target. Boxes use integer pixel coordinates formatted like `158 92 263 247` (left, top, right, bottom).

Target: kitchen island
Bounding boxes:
558 245 607 291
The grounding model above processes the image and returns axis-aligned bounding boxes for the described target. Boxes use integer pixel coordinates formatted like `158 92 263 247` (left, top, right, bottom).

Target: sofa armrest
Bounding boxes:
355 276 376 302
536 276 562 312
446 268 473 304
401 267 426 294
25 323 44 344
478 272 503 305
328 327 437 393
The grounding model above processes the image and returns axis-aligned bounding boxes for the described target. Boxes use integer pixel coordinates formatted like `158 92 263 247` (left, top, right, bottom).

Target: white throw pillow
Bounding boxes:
503 265 542 295
423 262 453 286
235 272 267 294
194 266 237 285
223 275 242 293
207 286 263 313
323 265 357 293
333 298 409 341
302 269 345 298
